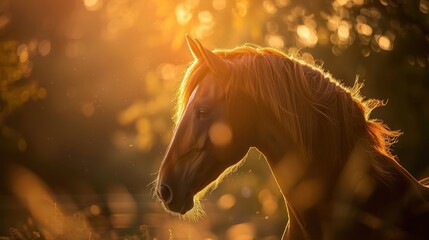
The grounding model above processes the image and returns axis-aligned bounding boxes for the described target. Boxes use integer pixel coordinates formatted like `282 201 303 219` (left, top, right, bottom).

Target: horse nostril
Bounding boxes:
159 184 173 204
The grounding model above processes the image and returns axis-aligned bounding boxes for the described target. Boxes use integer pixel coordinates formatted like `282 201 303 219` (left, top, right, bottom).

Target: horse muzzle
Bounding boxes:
157 181 194 215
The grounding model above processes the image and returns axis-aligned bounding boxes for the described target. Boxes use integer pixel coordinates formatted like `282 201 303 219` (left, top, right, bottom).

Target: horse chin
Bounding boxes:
162 192 208 221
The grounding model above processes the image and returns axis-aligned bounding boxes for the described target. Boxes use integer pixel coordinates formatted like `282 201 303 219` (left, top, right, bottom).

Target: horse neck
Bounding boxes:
254 108 334 239
258 126 428 239
253 107 429 239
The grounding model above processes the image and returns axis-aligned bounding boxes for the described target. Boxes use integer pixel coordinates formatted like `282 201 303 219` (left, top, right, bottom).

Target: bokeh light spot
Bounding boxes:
265 34 284 49
176 3 193 25
209 122 232 147
17 44 28 62
212 0 226 11
106 185 137 228
296 25 318 48
277 0 290 7
38 40 51 56
83 0 103 11
378 36 392 51
226 223 255 240
241 186 252 198
81 102 95 117
89 204 101 216
235 0 248 17
198 11 213 23
258 189 278 215
217 194 236 210
337 23 350 41
357 23 373 36
420 0 429 14
263 0 277 14
0 14 10 30
334 0 348 7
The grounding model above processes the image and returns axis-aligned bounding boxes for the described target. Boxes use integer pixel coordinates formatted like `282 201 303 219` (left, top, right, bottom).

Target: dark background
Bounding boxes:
0 0 428 239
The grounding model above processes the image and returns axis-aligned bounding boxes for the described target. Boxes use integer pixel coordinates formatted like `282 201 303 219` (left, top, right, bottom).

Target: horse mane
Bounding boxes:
176 45 401 181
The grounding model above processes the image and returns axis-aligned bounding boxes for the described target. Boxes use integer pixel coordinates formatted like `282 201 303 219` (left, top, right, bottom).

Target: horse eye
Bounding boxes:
196 107 210 119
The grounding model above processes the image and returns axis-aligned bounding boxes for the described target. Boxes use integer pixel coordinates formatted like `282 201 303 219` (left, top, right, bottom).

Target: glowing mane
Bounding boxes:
176 45 401 179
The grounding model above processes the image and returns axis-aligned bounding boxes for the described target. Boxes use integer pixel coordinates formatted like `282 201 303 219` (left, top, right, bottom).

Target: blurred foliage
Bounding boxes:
0 0 428 239
0 40 46 148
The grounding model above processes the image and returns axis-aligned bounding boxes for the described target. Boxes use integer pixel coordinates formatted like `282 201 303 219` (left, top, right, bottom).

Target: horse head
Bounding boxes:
155 36 256 215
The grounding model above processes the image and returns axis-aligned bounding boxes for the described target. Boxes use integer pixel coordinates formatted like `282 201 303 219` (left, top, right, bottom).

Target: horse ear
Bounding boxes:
186 35 230 77
186 34 202 60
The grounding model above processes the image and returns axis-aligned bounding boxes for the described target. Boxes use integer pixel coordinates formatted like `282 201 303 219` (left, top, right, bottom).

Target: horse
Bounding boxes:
154 36 429 239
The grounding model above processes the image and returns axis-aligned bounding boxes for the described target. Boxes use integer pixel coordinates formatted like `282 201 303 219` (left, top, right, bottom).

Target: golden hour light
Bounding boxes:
2 0 428 239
